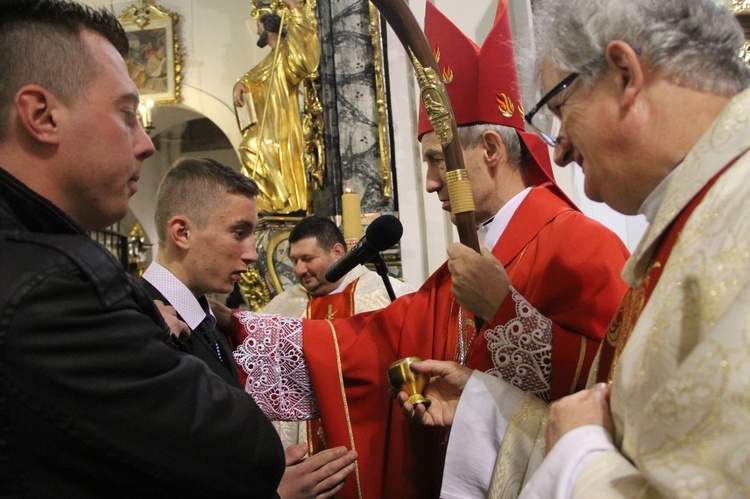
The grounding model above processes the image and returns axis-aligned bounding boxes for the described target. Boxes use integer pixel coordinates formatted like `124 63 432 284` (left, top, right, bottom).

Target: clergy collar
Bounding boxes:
638 166 679 223
479 187 532 249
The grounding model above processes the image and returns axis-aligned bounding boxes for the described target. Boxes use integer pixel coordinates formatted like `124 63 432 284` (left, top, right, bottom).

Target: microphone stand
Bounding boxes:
371 254 397 302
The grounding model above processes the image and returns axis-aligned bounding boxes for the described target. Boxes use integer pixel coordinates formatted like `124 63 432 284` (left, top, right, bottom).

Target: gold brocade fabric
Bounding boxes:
237 7 320 214
490 87 750 497
489 393 548 498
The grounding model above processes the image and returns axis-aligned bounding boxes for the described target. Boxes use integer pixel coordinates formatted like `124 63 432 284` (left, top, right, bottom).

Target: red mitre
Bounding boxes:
418 1 570 200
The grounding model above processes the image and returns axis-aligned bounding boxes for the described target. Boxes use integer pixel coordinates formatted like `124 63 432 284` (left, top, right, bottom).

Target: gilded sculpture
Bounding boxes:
233 0 321 214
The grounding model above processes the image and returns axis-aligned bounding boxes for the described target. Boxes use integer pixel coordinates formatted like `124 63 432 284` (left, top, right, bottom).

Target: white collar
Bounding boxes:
142 261 210 331
479 187 532 249
307 264 368 296
638 167 679 223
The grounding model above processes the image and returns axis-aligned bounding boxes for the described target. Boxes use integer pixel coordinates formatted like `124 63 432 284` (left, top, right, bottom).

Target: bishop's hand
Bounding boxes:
447 242 511 323
391 359 473 427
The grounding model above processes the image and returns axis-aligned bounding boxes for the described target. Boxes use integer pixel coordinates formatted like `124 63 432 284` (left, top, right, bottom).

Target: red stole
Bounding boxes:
307 279 358 320
305 279 360 455
597 165 731 383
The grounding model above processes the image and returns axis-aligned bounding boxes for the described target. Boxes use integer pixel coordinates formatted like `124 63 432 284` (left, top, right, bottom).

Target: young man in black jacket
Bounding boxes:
142 157 357 498
0 1 284 496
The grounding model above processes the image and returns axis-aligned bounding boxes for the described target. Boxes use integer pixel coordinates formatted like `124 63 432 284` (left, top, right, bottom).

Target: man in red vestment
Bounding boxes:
230 2 629 497
259 215 413 453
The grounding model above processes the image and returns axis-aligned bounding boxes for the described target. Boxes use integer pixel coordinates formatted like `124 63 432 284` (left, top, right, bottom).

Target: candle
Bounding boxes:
145 99 154 126
138 100 154 129
341 190 362 240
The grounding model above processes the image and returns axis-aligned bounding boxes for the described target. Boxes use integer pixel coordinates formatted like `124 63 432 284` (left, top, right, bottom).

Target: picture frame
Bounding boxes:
118 3 182 104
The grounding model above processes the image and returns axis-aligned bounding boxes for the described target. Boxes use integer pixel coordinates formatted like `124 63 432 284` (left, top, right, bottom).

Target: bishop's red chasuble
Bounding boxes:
301 185 629 498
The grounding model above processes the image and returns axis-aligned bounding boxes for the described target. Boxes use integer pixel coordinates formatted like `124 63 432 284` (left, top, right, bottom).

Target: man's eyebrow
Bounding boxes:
291 252 313 260
423 149 444 161
119 92 141 108
233 219 256 231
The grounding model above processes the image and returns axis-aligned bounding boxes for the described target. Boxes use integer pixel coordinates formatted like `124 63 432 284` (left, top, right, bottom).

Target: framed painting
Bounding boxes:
118 3 182 104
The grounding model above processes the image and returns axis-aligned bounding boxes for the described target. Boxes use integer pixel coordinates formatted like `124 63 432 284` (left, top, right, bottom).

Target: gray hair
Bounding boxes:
457 124 526 172
533 0 750 96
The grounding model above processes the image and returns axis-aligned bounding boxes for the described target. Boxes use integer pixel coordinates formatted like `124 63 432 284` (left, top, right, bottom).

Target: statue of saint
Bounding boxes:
233 0 321 214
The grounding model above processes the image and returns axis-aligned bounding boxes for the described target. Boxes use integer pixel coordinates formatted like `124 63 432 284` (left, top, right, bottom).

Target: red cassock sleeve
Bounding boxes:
478 205 630 400
302 268 458 499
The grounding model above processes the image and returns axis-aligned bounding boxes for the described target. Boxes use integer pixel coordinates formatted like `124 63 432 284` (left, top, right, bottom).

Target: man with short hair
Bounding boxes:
229 3 630 497
259 215 413 451
264 215 413 319
143 158 357 498
0 1 285 496
143 157 259 387
396 0 750 497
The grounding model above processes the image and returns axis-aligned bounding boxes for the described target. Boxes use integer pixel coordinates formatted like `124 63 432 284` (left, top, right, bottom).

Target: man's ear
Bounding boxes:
481 130 508 171
605 40 644 107
167 216 191 250
331 242 347 259
15 85 61 145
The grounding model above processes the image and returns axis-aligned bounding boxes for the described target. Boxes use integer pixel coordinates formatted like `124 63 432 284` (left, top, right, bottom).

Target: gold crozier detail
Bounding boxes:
408 47 453 147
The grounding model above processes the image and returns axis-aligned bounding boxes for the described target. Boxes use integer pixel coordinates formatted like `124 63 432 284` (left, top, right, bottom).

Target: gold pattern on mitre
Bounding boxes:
433 45 441 64
442 66 454 84
496 92 515 118
409 47 453 147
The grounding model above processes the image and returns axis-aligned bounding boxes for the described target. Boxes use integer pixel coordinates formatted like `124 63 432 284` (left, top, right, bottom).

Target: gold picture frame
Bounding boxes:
118 2 182 104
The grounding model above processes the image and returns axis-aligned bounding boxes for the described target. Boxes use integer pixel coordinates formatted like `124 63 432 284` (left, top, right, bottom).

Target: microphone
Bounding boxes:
325 214 403 283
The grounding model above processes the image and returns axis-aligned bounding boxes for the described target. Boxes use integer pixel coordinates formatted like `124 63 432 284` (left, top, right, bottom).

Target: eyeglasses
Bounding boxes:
524 73 579 147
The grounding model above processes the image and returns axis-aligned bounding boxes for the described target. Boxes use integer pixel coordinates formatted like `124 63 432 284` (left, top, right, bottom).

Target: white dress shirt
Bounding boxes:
142 261 211 331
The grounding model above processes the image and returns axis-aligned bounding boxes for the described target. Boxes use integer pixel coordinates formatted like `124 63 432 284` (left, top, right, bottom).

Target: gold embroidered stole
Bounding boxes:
307 279 359 320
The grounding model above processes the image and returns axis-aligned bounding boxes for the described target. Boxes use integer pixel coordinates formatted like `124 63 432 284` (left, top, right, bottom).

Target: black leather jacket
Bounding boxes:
0 167 284 498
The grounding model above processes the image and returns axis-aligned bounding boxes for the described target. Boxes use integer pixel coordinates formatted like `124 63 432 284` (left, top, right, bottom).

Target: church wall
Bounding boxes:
83 0 646 290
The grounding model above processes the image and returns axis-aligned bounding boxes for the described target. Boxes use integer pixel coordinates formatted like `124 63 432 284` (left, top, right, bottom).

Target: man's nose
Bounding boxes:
135 123 155 161
294 260 307 276
241 244 257 265
425 166 444 194
553 131 574 167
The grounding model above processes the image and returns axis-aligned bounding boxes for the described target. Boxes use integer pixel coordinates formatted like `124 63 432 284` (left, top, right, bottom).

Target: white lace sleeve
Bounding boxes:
485 286 553 402
233 311 319 420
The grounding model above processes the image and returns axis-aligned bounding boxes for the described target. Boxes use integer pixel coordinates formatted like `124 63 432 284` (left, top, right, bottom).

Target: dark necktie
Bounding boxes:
198 298 224 363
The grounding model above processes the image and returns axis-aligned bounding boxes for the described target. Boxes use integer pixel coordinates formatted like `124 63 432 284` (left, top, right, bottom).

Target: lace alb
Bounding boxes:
485 287 553 402
233 311 319 420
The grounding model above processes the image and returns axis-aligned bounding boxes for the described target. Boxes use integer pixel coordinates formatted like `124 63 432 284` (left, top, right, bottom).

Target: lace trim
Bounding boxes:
485 287 553 402
233 311 319 420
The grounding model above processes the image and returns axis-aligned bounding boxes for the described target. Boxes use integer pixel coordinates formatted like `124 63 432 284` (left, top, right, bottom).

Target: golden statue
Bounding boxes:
233 0 321 214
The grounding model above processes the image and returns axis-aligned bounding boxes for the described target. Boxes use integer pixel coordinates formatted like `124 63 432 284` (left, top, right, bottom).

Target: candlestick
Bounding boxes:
341 190 362 240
